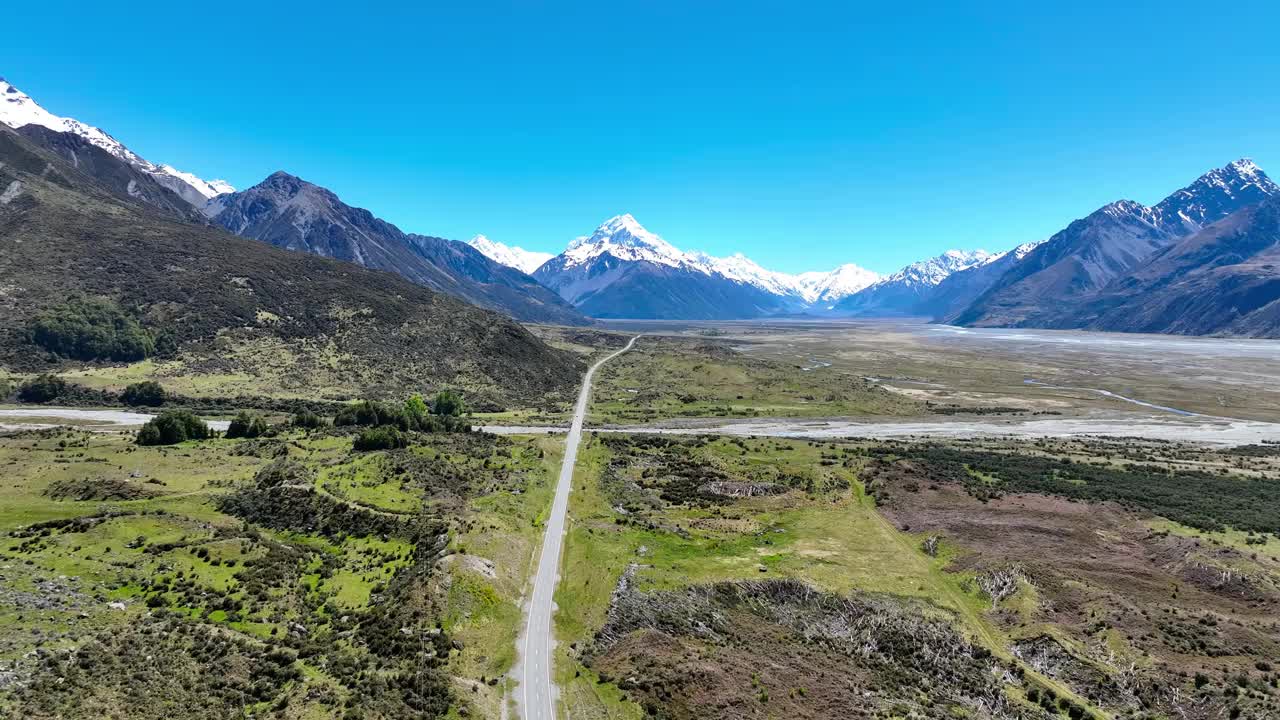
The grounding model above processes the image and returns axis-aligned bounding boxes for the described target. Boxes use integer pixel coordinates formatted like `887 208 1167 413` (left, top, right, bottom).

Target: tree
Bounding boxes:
136 410 212 446
225 411 270 439
121 381 166 407
17 374 67 403
431 390 466 417
403 394 429 428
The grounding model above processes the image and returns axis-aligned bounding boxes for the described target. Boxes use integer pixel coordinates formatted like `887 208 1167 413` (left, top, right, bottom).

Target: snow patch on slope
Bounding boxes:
468 234 554 274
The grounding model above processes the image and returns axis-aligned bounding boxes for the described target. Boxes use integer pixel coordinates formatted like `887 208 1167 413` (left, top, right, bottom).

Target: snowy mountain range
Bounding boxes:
0 77 232 207
8 74 1278 335
481 213 882 313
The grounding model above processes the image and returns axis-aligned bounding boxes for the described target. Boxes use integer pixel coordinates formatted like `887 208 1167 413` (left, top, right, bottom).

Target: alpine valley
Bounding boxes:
3 74 1280 338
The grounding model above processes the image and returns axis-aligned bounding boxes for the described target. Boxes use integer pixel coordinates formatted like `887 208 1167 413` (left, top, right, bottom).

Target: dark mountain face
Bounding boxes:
0 124 581 406
15 125 207 224
204 172 588 326
1043 196 1280 337
952 160 1279 328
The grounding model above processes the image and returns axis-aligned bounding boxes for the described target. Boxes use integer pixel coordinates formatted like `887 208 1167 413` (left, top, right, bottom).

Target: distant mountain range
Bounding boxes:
494 214 874 319
5 75 1280 337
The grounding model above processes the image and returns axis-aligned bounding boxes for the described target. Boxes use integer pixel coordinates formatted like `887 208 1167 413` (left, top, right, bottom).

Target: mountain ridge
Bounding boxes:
952 158 1280 328
204 171 589 326
0 77 232 207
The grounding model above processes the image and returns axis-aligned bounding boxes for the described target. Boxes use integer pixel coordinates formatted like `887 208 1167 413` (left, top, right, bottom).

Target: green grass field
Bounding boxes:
0 423 563 719
589 337 921 424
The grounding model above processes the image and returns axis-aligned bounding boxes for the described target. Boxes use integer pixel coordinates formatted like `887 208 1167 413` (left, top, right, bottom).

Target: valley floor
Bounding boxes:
2 320 1279 720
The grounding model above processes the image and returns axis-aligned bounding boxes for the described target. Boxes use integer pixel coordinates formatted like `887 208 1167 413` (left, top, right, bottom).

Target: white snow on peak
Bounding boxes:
564 214 688 268
793 264 881 303
871 249 994 289
555 213 882 302
0 77 232 203
1226 158 1263 180
467 234 554 274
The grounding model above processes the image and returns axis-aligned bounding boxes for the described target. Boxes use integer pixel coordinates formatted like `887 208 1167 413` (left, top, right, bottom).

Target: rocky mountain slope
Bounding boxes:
953 159 1279 327
14 124 210 224
1041 194 1280 336
0 123 581 406
0 77 232 207
203 172 588 325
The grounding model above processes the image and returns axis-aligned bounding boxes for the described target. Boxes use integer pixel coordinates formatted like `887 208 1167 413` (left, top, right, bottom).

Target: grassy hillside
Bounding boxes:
0 125 581 408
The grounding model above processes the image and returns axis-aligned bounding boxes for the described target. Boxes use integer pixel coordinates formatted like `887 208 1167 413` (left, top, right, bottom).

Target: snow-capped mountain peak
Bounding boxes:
0 77 233 206
467 234 554 274
564 213 687 267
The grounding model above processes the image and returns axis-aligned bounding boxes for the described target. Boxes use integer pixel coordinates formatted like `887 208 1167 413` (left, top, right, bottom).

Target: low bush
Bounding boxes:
136 410 212 446
121 380 166 407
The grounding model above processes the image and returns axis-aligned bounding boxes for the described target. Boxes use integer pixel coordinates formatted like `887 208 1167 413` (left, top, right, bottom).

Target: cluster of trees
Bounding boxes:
136 410 212 446
335 391 469 434
290 410 328 429
121 381 166 406
25 297 161 362
353 426 409 451
225 411 271 439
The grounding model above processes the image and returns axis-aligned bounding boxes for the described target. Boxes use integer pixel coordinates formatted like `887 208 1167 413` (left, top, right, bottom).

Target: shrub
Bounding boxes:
136 410 212 446
17 374 68 403
431 389 466 417
225 411 270 439
290 410 327 429
353 426 408 451
26 297 155 361
121 381 167 407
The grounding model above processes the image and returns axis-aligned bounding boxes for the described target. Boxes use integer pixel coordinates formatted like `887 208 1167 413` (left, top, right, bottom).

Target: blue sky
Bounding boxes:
4 1 1278 274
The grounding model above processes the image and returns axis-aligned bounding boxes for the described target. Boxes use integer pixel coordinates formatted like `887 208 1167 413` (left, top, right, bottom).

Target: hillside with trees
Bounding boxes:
0 124 582 408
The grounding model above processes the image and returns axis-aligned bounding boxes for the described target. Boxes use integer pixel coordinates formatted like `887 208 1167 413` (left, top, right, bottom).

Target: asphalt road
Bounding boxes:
514 335 638 720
